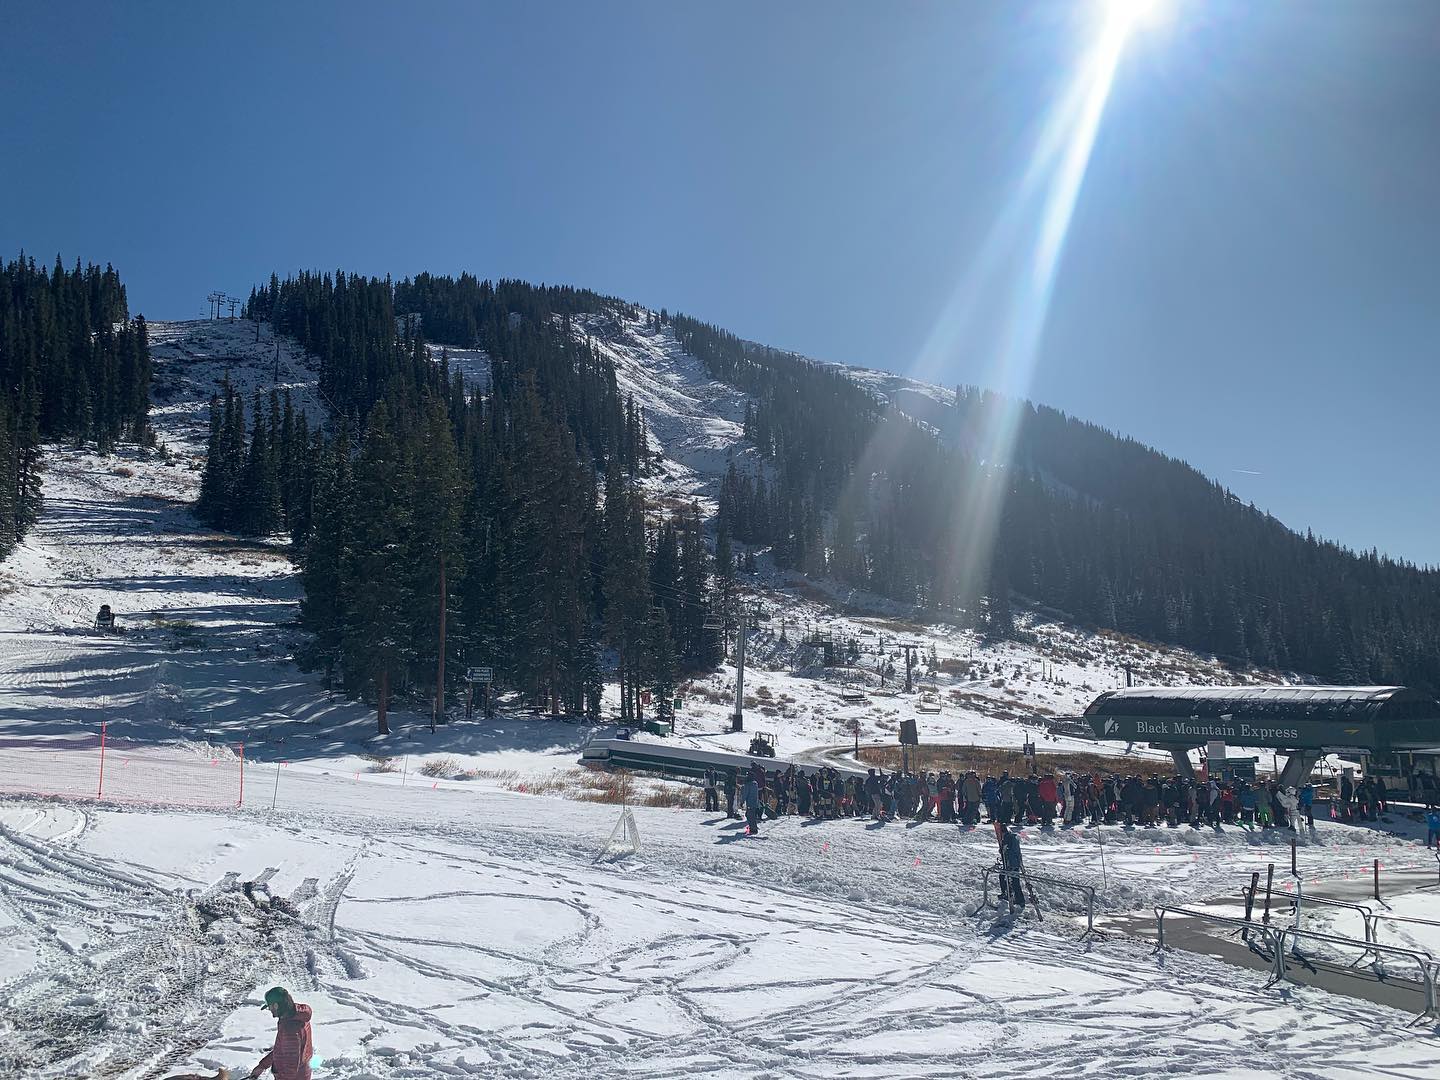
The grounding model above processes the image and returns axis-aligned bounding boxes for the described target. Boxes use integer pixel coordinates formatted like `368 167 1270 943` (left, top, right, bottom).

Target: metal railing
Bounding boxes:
1250 888 1440 954
1248 888 1377 942
1154 906 1285 983
1422 850 1440 891
980 866 1097 933
1278 926 1437 1021
1373 911 1440 945
1158 901 1440 1020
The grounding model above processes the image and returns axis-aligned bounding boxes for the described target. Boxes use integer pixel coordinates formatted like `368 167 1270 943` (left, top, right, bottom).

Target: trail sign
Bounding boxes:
466 666 493 684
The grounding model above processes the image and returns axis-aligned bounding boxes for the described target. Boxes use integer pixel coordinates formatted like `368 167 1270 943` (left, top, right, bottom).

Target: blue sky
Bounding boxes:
3 1 1436 564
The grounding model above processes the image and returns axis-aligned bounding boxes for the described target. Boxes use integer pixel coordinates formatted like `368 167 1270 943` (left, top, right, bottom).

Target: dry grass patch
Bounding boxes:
504 768 704 808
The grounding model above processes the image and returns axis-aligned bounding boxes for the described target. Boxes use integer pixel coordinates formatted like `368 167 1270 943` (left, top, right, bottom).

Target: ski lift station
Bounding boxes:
1081 685 1440 786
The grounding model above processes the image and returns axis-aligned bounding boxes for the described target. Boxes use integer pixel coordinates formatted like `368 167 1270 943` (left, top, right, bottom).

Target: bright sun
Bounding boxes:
1104 0 1172 36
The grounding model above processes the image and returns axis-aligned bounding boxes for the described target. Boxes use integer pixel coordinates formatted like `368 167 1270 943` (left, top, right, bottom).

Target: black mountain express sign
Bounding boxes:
1088 714 1375 750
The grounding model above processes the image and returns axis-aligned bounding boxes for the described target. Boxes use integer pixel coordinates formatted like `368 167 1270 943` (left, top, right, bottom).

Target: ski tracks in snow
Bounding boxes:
0 814 366 1079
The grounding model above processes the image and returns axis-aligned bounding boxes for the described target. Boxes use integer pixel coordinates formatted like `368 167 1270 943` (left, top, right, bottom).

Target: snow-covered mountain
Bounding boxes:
1 315 1433 1078
0 314 1285 778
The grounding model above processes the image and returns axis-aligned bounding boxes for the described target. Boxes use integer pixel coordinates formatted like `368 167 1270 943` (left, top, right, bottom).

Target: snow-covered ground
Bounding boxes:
2 787 1438 1078
2 316 1439 1075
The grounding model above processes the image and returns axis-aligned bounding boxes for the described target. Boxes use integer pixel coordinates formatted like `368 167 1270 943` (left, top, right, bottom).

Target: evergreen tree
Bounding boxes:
345 404 413 734
645 605 677 727
405 394 469 718
236 391 282 535
714 518 736 649
299 424 353 689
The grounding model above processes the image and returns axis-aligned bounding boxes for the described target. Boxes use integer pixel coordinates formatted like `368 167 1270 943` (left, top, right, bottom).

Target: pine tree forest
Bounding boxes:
674 316 1440 691
0 254 152 560
220 273 721 733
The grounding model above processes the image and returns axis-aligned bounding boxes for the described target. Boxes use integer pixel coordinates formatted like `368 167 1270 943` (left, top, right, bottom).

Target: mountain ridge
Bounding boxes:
180 269 1440 695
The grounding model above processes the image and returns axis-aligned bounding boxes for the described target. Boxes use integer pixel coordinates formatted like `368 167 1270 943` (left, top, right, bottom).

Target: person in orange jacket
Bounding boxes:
250 987 313 1080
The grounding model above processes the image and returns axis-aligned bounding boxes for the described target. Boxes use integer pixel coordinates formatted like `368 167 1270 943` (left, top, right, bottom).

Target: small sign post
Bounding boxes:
467 667 494 719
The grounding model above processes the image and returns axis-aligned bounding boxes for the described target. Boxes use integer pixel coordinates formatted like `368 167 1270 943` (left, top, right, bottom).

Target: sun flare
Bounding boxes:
1104 0 1172 37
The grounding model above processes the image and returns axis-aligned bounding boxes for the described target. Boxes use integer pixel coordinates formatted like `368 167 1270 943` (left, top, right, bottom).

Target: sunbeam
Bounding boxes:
889 0 1174 618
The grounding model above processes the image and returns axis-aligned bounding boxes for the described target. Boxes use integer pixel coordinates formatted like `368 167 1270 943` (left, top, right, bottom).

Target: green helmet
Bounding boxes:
260 986 293 1012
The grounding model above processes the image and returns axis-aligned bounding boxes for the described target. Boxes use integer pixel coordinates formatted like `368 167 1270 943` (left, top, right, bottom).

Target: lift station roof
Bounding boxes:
1082 685 1440 752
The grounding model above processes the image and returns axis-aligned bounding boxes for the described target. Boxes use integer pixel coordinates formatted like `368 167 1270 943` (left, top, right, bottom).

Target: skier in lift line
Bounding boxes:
995 821 1026 913
742 767 764 835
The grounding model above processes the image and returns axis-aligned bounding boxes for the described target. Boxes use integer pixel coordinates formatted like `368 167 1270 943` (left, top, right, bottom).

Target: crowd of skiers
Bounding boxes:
701 763 1384 836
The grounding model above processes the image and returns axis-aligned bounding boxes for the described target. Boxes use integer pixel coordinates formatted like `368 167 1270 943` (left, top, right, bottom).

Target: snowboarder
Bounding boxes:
724 769 739 819
703 768 719 813
1426 808 1440 848
250 986 313 1080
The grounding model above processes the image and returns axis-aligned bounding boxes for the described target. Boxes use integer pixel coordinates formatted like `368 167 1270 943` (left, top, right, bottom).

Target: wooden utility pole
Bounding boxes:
433 549 446 734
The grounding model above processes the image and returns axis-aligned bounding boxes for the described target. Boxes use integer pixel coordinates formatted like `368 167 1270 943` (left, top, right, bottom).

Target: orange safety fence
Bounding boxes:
0 725 245 809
